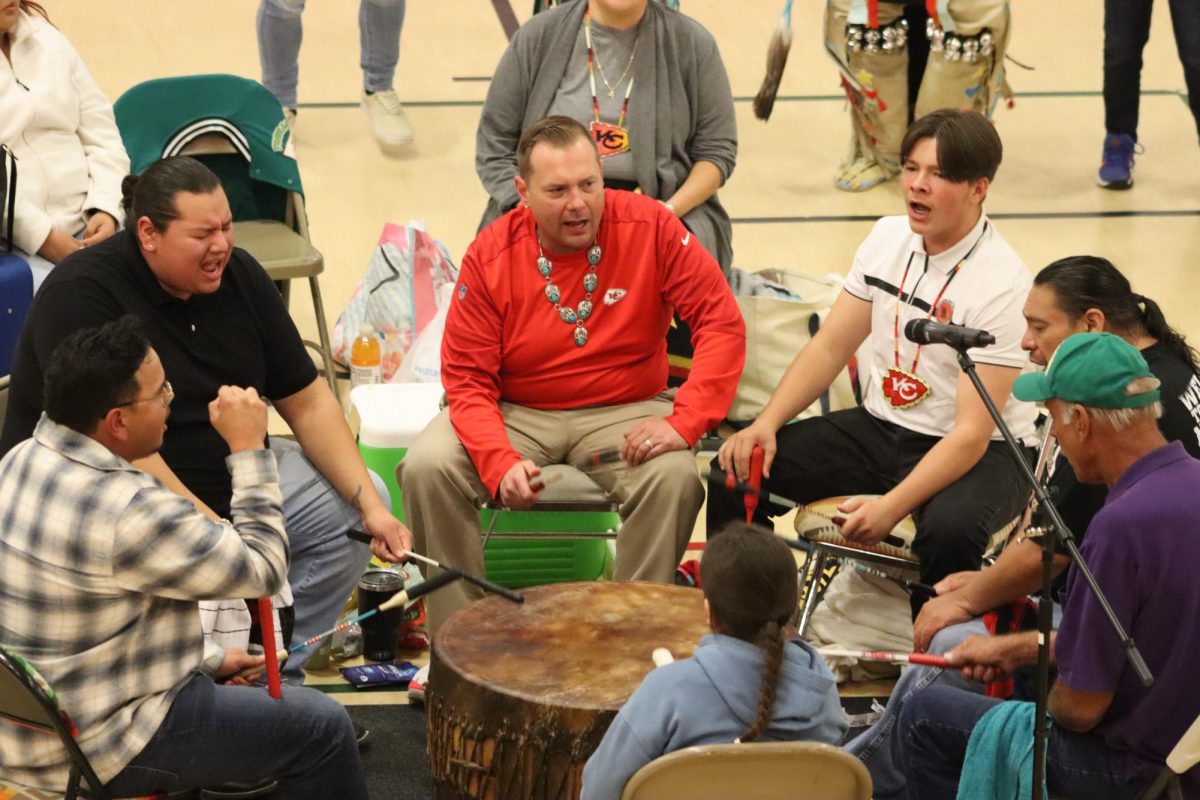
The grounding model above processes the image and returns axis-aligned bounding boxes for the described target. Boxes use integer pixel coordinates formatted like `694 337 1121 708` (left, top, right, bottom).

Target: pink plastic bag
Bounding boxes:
333 222 459 381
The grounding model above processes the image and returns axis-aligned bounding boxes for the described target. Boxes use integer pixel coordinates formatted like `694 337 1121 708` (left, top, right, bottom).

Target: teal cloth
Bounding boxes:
957 701 1048 800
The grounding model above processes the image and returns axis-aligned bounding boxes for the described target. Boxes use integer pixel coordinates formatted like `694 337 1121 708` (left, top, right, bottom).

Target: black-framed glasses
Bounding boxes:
116 380 174 409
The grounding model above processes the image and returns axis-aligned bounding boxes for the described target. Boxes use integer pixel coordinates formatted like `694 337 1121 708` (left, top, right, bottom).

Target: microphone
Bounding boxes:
904 319 995 349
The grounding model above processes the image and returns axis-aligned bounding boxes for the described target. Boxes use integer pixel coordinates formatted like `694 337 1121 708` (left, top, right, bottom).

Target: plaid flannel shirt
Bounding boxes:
0 416 288 788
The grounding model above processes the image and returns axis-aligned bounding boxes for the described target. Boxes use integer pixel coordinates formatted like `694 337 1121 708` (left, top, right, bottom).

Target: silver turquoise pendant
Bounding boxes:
559 307 578 324
587 245 602 265
573 326 589 347
537 257 553 277
583 273 598 292
577 299 593 320
544 284 560 303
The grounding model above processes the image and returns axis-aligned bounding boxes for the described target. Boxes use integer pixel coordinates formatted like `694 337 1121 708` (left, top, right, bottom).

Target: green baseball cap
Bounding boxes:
1013 332 1159 408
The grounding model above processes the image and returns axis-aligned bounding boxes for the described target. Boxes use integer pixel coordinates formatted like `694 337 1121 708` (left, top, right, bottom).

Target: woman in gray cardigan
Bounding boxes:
475 0 737 275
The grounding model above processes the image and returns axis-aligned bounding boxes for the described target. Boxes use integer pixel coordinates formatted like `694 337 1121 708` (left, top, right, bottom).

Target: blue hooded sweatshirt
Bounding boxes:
580 634 848 800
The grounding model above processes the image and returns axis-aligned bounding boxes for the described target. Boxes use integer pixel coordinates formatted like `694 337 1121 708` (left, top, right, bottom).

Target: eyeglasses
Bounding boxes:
116 380 174 409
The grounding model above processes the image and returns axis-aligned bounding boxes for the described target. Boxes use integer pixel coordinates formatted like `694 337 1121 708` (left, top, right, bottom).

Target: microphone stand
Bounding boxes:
952 346 1152 800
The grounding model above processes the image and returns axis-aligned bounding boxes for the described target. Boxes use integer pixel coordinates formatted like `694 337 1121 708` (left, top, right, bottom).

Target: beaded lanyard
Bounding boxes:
882 222 989 408
584 7 634 157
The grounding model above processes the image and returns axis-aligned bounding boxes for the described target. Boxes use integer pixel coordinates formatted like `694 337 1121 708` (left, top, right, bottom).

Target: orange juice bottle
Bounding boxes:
350 324 382 388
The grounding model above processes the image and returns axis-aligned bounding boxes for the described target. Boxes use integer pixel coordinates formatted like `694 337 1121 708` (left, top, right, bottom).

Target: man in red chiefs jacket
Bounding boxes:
401 116 745 632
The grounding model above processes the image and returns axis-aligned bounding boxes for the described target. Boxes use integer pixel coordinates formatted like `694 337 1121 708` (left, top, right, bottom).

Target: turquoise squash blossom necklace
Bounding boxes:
536 228 601 347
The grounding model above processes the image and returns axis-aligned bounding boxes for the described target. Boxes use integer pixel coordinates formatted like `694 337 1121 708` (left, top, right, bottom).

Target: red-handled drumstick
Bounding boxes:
718 467 801 512
744 446 764 522
578 447 623 467
273 569 463 663
257 597 282 699
817 648 950 668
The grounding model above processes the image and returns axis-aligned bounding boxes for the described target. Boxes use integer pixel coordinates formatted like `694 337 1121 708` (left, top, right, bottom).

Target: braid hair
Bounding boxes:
701 522 798 744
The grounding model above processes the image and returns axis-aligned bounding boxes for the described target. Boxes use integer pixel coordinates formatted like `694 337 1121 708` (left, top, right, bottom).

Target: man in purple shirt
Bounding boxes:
895 332 1200 799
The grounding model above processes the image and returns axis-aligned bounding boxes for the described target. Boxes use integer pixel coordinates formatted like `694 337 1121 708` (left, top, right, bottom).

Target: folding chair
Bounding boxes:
1139 711 1200 800
0 646 277 800
0 645 192 799
112 74 338 397
620 741 872 800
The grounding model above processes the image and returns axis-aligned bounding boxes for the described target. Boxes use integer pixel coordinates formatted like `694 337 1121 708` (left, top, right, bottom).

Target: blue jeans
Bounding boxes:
847 618 987 800
256 0 407 109
106 673 366 799
850 606 1065 799
274 438 377 680
1104 0 1200 141
899 685 1148 800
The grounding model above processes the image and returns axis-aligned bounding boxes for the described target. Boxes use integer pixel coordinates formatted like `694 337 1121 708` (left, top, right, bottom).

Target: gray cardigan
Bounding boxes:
475 0 737 273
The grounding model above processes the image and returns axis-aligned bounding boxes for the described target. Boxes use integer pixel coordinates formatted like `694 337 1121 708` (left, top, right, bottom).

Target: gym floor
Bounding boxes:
57 0 1200 711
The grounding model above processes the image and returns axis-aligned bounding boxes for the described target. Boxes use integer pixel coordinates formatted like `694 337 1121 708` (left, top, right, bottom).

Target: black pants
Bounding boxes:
1104 0 1200 141
706 407 1028 615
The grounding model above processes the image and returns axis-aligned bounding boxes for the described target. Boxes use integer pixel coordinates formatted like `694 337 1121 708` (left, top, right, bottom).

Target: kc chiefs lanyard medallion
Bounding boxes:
584 7 635 158
883 223 988 409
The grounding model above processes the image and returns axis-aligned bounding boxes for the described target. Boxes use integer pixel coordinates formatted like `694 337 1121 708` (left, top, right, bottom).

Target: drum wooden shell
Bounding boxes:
428 581 708 800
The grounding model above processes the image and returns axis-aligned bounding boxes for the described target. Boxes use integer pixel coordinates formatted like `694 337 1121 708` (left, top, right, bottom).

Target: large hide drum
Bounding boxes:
427 581 708 800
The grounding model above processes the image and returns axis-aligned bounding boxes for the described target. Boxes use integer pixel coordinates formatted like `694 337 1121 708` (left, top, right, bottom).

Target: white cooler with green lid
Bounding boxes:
351 382 614 588
351 382 444 522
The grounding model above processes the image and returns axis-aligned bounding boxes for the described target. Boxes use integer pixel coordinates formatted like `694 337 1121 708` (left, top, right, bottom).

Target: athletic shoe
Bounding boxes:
408 663 429 705
1096 133 1138 189
354 722 370 746
361 90 415 146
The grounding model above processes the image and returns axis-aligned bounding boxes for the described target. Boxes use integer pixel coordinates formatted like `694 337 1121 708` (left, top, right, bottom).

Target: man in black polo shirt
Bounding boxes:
1 156 411 679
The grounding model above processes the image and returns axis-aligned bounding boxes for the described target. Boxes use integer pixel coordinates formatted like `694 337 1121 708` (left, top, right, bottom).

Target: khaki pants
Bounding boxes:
399 392 704 633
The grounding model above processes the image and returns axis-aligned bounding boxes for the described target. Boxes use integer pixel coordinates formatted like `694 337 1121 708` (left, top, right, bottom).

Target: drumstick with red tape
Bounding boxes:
713 466 849 528
817 648 950 668
742 446 764 523
273 569 463 663
346 530 524 603
577 448 623 468
257 597 282 698
713 466 913 549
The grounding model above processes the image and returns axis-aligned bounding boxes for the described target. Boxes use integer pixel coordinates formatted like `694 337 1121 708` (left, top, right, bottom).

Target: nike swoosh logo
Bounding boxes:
681 233 691 246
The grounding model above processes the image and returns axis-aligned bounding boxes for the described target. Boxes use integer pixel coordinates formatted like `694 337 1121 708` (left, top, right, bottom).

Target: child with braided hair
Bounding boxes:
581 523 847 800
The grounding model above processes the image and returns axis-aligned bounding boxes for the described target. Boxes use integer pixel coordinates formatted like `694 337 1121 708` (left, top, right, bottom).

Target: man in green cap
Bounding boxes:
894 332 1200 798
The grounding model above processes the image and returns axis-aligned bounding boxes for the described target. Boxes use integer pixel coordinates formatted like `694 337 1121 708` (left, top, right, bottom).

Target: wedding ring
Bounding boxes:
643 438 654 449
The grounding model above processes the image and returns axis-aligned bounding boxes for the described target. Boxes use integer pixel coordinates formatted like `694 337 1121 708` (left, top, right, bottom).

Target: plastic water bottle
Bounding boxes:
350 324 382 388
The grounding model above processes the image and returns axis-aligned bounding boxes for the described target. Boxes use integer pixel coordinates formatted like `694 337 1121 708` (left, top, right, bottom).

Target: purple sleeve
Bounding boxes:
1054 510 1139 693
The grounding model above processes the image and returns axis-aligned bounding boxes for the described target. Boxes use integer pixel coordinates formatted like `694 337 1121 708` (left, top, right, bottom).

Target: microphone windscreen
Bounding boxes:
904 318 928 343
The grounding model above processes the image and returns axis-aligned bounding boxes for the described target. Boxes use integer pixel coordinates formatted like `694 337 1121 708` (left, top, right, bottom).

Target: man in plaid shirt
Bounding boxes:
0 317 365 799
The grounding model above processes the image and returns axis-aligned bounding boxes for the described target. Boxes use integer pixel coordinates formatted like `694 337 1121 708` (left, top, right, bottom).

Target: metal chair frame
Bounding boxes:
178 134 338 397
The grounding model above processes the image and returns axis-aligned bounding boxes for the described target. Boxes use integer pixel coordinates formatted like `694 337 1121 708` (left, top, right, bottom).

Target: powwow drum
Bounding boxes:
794 495 918 636
427 581 708 800
795 494 919 571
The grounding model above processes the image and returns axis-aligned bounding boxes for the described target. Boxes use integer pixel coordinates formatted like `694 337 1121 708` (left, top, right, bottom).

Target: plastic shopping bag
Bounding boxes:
333 222 458 381
394 283 454 383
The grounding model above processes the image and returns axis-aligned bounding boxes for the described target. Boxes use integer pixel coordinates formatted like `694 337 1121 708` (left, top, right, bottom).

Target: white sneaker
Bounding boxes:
361 90 415 146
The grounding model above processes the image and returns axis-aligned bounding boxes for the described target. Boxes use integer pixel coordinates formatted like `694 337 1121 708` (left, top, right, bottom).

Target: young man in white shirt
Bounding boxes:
711 109 1036 615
